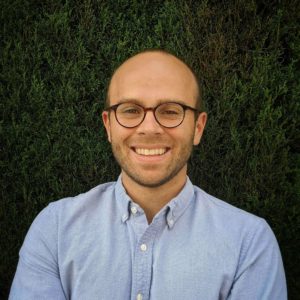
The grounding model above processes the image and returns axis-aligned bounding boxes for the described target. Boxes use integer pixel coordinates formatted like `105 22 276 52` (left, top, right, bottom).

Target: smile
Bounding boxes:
134 148 168 156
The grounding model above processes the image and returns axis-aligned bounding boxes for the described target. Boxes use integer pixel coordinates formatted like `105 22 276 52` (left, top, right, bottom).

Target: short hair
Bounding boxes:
105 49 204 112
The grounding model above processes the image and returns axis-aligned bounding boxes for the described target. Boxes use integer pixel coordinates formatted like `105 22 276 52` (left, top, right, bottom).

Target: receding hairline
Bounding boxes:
106 49 203 111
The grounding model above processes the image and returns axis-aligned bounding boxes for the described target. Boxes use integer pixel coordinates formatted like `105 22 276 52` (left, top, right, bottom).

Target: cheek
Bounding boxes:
110 125 132 145
180 121 197 142
168 128 194 147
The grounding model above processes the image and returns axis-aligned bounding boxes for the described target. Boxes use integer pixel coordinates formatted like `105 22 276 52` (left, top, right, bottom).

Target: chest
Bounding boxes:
57 216 237 300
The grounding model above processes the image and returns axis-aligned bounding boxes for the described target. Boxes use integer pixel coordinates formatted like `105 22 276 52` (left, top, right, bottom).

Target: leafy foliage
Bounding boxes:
1 0 299 298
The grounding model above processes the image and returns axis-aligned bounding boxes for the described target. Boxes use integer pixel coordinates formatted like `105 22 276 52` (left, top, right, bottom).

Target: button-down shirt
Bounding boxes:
9 176 287 299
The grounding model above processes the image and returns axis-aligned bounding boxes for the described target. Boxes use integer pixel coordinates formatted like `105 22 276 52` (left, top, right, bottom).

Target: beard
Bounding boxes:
110 134 194 188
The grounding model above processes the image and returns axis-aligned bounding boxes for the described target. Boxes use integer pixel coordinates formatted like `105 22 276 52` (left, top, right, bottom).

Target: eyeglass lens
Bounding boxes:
115 103 185 128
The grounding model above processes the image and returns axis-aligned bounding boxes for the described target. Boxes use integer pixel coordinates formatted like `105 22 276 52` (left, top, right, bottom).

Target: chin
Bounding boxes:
126 170 182 189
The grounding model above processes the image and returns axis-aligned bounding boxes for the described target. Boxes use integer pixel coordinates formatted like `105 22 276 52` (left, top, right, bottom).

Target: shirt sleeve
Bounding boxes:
9 204 66 300
228 219 287 300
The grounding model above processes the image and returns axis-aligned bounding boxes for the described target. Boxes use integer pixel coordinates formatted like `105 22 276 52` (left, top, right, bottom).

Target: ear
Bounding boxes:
193 112 207 146
102 111 111 143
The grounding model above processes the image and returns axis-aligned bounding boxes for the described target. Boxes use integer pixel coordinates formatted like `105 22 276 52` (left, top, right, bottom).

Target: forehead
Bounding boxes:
109 52 198 106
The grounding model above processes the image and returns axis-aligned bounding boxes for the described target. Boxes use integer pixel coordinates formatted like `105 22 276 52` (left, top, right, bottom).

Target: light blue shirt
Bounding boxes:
10 176 287 299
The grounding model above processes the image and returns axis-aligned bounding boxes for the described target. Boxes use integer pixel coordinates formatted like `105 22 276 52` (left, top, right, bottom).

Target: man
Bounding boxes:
10 50 287 299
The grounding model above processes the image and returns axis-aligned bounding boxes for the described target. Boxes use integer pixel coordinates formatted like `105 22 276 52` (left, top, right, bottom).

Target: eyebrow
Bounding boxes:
114 98 189 106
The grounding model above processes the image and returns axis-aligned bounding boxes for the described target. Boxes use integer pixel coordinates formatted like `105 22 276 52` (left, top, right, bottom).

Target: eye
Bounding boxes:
162 109 180 115
157 103 183 116
123 108 140 114
117 103 143 117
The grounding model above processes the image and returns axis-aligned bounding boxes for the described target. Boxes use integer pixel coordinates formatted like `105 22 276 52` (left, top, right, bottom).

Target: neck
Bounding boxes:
121 168 187 223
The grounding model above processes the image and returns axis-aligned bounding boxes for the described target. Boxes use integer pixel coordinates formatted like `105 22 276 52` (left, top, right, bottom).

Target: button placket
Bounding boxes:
131 219 163 300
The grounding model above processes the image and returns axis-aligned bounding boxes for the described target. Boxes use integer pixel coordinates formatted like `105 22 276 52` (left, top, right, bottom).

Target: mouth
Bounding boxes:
132 147 169 156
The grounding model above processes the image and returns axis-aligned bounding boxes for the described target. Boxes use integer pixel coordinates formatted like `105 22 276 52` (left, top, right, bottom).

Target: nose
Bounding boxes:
135 109 164 134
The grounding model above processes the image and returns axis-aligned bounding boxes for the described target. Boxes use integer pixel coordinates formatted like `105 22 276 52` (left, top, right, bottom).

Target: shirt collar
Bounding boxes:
115 175 131 223
114 175 195 229
164 177 195 228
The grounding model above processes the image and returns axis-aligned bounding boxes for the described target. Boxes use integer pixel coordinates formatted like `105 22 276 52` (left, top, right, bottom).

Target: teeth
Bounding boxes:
135 148 167 156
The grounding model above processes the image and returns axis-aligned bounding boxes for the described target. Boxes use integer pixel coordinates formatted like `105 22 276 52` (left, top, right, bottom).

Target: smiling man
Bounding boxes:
10 50 287 300
102 51 206 223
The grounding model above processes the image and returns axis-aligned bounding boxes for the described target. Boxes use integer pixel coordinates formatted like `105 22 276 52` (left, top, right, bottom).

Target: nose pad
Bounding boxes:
136 110 163 133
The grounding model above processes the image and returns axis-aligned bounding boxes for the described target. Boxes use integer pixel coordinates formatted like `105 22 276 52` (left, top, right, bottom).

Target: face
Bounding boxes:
102 52 207 188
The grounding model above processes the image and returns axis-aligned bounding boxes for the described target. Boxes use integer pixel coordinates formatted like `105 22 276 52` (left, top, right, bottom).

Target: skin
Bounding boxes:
102 51 207 223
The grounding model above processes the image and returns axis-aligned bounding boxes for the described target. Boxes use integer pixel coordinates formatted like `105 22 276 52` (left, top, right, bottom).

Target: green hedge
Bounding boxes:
1 0 299 298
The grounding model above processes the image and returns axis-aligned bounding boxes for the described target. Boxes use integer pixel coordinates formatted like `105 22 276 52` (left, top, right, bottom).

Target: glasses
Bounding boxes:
105 102 199 128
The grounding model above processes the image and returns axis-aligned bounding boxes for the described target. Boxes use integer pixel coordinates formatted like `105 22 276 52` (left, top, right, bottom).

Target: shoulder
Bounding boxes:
191 185 277 248
50 182 116 207
191 184 282 267
20 181 117 254
27 181 117 238
193 185 266 225
40 181 117 220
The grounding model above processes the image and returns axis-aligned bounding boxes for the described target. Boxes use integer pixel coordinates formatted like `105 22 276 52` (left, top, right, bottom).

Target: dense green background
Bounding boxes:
1 0 299 298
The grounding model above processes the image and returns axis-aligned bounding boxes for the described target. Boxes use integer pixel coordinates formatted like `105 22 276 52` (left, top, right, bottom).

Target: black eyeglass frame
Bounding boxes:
105 101 200 128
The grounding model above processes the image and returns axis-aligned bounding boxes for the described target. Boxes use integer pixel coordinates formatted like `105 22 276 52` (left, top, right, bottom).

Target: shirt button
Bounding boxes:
169 219 174 226
136 293 143 300
140 244 147 251
131 206 138 214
